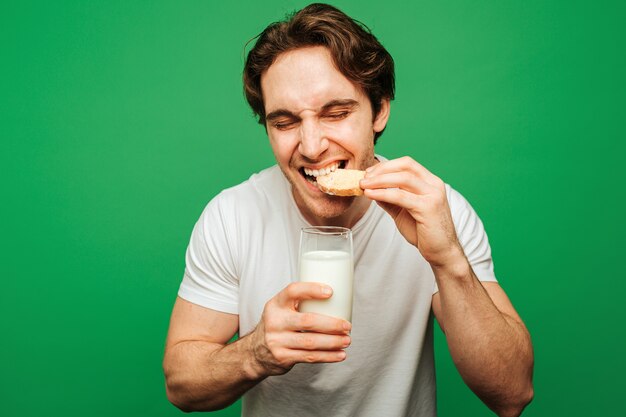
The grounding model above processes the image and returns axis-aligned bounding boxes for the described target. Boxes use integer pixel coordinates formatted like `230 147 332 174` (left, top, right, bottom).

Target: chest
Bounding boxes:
235 213 435 338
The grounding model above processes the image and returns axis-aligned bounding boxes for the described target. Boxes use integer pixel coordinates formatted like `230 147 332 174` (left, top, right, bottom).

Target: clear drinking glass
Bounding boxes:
298 226 354 322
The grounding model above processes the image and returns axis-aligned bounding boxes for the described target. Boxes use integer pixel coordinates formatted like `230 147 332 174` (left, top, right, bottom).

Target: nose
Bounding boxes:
298 119 329 159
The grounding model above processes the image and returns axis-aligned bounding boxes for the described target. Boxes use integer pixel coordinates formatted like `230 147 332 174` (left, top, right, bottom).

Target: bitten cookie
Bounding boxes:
316 169 365 196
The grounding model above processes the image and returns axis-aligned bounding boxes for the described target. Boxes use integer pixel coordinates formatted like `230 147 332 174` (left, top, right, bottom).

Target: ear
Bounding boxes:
373 99 391 133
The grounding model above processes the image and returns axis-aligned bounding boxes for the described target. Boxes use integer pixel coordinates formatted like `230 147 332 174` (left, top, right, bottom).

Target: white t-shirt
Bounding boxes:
179 165 496 417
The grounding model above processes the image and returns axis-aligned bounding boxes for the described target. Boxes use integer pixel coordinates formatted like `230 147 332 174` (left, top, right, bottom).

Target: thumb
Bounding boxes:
276 282 333 308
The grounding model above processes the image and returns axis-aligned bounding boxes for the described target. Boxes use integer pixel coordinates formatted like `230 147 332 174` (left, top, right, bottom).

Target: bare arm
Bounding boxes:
163 297 251 411
361 156 534 416
432 271 534 416
163 283 351 412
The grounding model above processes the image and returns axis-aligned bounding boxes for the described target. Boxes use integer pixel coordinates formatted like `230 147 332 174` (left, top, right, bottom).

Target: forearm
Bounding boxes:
434 259 534 417
163 333 266 412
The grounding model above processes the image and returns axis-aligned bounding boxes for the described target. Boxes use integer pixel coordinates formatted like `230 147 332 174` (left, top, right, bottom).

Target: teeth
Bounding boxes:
304 162 339 177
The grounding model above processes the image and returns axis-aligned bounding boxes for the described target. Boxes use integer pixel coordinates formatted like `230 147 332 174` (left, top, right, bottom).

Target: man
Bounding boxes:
163 3 534 416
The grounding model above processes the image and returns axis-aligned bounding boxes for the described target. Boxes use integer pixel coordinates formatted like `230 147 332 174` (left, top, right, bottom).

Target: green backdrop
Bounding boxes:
2 1 624 416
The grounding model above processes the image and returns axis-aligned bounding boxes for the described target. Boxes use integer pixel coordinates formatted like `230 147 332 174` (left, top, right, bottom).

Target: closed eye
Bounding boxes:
324 111 349 120
273 120 298 130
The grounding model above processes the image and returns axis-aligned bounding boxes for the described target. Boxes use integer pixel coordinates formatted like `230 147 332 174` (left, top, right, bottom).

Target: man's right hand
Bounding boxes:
164 284 351 411
248 282 352 377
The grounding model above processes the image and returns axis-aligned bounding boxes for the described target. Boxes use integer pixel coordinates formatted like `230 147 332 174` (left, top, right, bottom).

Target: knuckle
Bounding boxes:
434 188 447 203
265 334 280 350
261 302 272 316
278 359 292 369
263 313 280 331
398 192 411 206
299 313 315 330
304 353 317 363
287 312 300 329
264 299 278 315
274 351 292 368
403 156 417 167
285 282 299 298
298 334 315 349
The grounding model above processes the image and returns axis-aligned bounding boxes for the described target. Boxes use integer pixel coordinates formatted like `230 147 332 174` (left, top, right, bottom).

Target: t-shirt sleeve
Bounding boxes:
433 185 498 294
177 194 239 314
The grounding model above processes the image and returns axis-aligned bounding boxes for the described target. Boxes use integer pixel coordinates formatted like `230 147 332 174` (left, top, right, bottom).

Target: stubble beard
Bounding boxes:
284 145 376 224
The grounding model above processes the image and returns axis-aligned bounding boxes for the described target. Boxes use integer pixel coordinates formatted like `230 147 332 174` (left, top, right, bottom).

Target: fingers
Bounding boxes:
254 286 352 372
285 331 352 351
361 157 446 210
363 187 423 213
272 347 348 365
367 156 429 177
276 282 333 308
360 171 435 196
264 329 351 368
287 310 351 334
267 283 351 334
251 324 349 375
366 156 437 182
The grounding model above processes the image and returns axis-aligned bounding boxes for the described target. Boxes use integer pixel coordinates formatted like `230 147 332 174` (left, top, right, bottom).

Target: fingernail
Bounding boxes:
343 336 351 347
365 166 374 173
343 321 352 331
322 286 333 295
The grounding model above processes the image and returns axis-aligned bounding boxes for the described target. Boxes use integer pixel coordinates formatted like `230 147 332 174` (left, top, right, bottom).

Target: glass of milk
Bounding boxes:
298 226 354 322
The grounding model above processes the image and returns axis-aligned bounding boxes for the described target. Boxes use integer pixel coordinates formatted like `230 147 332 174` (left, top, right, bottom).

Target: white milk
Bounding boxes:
298 250 354 321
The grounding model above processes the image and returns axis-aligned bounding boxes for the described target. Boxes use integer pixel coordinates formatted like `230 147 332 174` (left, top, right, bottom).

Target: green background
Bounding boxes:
2 0 624 416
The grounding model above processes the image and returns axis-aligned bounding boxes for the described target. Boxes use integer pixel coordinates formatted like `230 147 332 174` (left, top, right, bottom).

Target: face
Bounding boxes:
260 46 390 226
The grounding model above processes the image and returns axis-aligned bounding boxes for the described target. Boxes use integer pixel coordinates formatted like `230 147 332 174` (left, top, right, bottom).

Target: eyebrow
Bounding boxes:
265 99 359 122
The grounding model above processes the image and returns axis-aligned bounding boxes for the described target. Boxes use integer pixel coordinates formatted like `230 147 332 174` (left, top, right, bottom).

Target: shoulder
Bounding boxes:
444 183 496 280
195 165 295 240
208 165 289 213
444 183 467 210
444 183 489 249
445 184 479 225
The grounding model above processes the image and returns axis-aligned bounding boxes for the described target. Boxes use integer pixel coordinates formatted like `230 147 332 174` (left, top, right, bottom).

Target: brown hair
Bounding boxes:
243 3 395 143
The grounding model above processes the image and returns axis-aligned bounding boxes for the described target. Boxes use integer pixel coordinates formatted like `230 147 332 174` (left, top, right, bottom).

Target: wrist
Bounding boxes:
240 330 271 381
430 245 472 281
242 355 267 382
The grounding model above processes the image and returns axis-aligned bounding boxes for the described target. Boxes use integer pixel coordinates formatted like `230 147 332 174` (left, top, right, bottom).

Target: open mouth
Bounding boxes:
300 160 347 186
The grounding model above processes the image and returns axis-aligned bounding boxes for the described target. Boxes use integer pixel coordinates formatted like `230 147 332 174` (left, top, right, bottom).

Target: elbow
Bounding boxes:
166 386 193 413
162 348 236 412
164 377 228 413
163 355 201 412
518 385 535 414
497 343 535 416
163 368 199 412
495 385 534 417
163 360 192 412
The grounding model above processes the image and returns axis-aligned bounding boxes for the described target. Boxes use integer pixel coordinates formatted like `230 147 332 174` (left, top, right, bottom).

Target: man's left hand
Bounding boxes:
360 156 464 268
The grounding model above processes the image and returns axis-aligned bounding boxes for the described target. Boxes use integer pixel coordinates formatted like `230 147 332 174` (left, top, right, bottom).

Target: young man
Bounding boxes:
163 3 534 416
